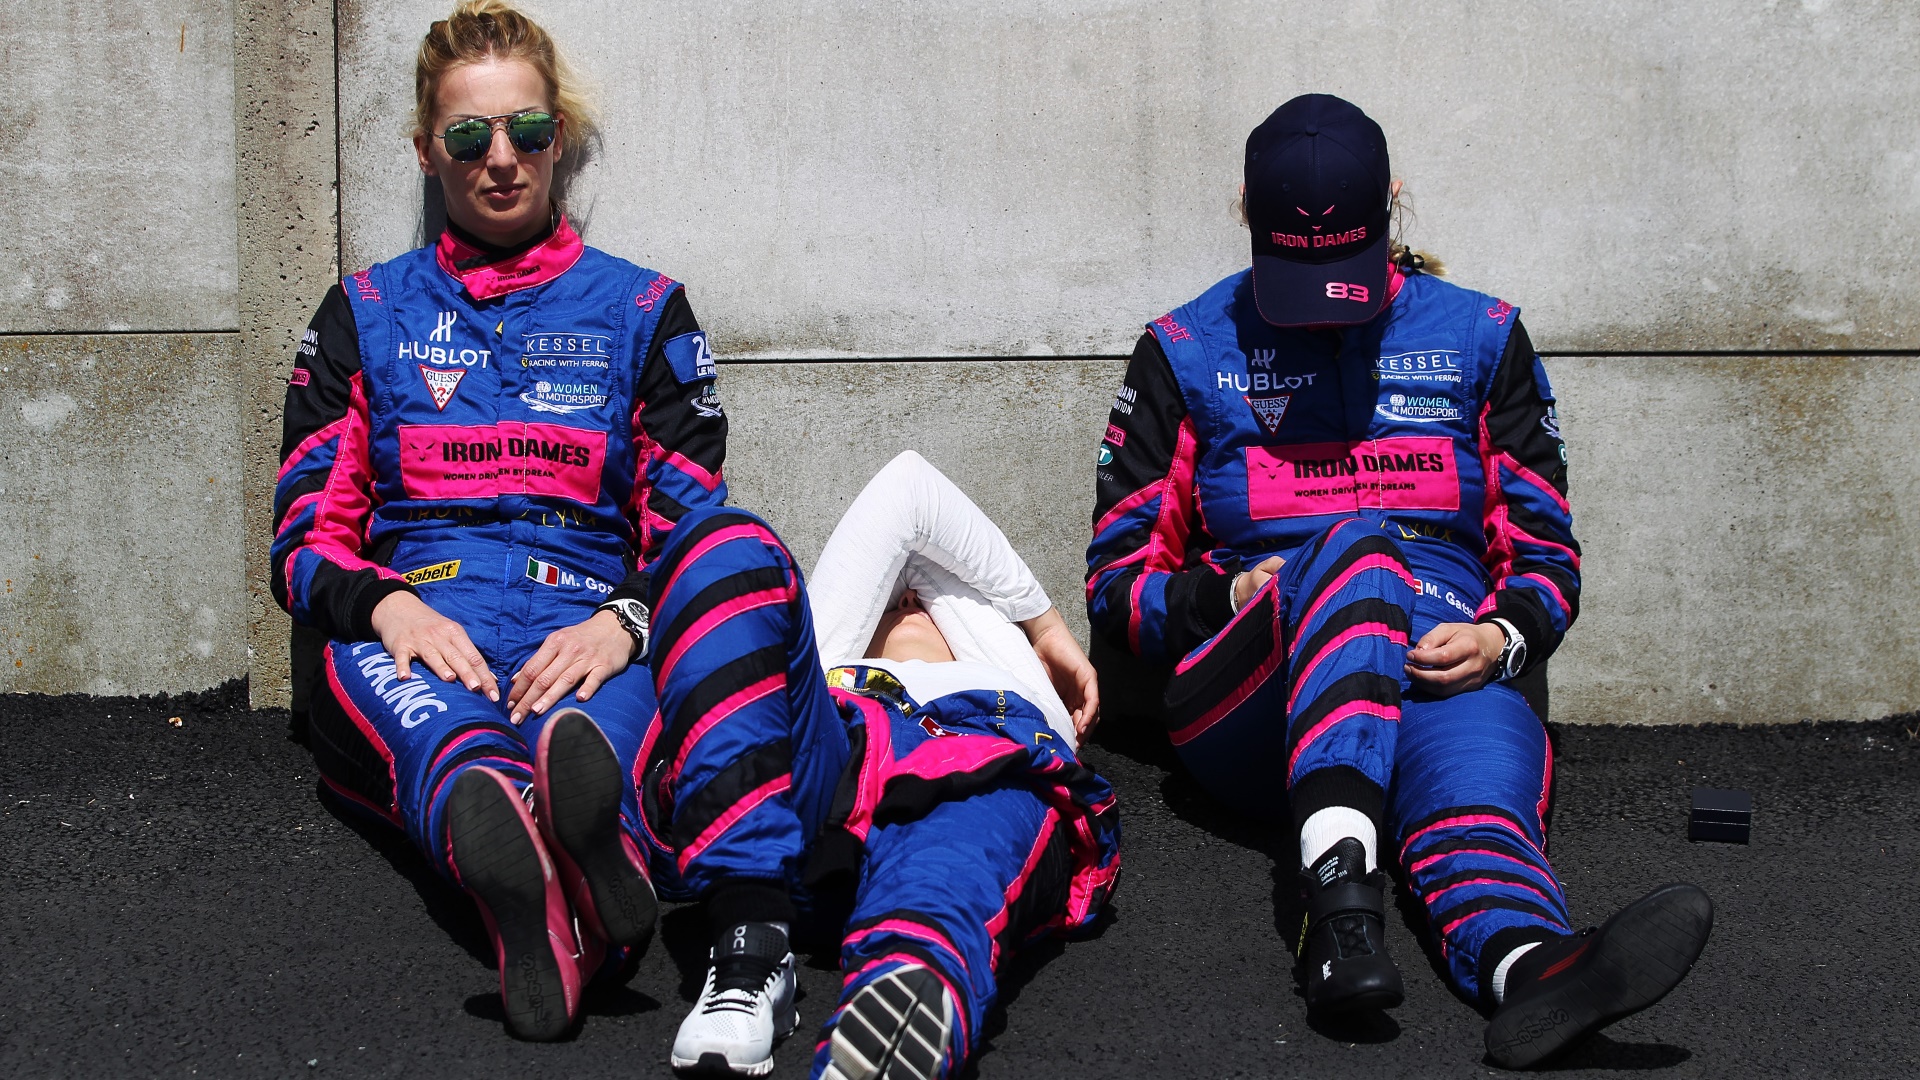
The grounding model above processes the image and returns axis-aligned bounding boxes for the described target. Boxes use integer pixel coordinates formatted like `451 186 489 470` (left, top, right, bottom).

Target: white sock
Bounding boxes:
1490 941 1544 1003
1299 807 1377 873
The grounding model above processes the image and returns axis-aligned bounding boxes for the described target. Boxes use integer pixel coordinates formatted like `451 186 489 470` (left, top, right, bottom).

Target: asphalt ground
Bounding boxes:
3 684 1916 1079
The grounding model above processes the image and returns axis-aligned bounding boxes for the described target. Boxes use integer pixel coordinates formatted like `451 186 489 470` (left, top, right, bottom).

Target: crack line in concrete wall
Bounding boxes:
0 330 241 338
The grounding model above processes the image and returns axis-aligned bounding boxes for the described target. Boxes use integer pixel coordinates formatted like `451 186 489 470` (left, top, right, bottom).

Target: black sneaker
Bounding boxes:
1298 837 1404 1013
1485 883 1714 1069
821 964 956 1080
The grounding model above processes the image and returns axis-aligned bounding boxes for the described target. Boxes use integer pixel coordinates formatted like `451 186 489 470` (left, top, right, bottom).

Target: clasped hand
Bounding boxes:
369 592 636 725
1405 621 1506 696
1227 561 1504 696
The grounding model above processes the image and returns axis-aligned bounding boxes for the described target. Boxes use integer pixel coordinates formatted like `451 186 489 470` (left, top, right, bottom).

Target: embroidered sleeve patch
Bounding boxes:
660 331 716 385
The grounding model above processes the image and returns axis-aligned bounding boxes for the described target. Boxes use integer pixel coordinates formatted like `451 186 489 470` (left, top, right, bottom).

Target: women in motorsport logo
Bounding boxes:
520 379 608 414
1376 392 1463 423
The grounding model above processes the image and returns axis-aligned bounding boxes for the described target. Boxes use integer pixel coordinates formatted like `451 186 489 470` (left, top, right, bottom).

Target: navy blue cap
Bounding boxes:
1245 95 1393 327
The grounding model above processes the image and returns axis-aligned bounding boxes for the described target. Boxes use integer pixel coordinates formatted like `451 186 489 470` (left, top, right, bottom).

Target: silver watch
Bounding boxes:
597 598 651 661
1489 617 1526 682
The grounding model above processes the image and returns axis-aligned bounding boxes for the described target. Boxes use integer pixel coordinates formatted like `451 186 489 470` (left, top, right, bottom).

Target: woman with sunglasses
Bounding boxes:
272 0 725 1040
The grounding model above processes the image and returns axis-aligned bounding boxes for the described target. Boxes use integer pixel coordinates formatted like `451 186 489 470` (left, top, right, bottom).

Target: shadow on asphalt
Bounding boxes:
1532 1032 1691 1071
316 779 496 969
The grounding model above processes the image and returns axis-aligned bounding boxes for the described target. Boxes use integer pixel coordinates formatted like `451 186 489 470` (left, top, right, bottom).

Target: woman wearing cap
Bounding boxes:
1086 93 1713 1066
272 0 726 1039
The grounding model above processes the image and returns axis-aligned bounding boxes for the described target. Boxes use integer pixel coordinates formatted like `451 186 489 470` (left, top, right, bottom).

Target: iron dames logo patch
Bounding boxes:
1245 437 1461 519
397 422 607 504
419 366 465 410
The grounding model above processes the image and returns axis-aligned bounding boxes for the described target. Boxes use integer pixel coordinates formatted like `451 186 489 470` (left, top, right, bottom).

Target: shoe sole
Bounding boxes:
669 1046 784 1078
1485 883 1714 1069
821 966 954 1080
542 709 658 950
448 769 572 1041
1314 981 1404 1014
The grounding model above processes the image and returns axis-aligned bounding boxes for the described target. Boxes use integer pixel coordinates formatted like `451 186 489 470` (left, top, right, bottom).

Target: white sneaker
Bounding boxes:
669 923 798 1076
821 965 956 1080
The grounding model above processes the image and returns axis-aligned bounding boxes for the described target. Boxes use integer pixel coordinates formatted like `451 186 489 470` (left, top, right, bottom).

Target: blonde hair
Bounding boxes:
1385 185 1445 277
1233 183 1446 277
414 0 593 154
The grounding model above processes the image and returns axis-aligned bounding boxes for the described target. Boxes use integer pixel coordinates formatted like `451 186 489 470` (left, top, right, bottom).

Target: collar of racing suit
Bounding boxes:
434 210 585 301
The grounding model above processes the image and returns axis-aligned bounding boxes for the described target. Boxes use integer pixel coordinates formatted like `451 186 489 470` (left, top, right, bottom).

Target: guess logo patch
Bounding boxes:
419 366 465 410
1247 394 1290 435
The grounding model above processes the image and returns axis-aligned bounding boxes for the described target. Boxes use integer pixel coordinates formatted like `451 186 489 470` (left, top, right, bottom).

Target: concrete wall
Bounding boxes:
233 0 340 710
720 361 1114 646
1 1 238 332
0 336 245 694
0 0 246 695
4 1 1919 725
1548 355 1920 724
336 0 1920 356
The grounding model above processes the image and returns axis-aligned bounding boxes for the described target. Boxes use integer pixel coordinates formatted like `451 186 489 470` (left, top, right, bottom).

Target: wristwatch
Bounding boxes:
597 598 652 662
1488 617 1527 682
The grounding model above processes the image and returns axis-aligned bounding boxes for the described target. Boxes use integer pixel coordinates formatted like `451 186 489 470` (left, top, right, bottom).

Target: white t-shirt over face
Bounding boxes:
807 451 1077 746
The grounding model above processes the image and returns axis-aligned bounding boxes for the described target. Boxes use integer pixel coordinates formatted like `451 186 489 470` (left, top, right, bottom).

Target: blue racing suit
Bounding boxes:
1087 266 1578 1001
641 507 1121 1077
271 216 728 878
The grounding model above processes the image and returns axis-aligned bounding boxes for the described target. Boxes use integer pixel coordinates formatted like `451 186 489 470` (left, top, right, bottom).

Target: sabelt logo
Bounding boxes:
635 274 678 312
402 559 461 585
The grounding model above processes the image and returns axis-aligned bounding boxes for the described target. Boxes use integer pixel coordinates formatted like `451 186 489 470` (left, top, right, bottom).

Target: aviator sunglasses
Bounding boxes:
433 110 558 162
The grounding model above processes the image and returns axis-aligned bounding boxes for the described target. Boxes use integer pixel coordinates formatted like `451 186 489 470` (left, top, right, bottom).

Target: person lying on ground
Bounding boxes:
643 450 1119 1079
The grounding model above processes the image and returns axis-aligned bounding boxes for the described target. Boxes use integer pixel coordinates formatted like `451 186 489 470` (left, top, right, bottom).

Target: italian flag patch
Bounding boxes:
526 557 563 586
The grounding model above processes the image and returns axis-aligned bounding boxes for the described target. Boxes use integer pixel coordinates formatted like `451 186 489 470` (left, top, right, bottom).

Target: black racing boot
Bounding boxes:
1297 837 1404 1013
1484 883 1714 1069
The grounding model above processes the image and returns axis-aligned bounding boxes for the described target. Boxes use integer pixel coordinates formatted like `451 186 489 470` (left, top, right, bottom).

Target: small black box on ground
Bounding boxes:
1689 787 1752 844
